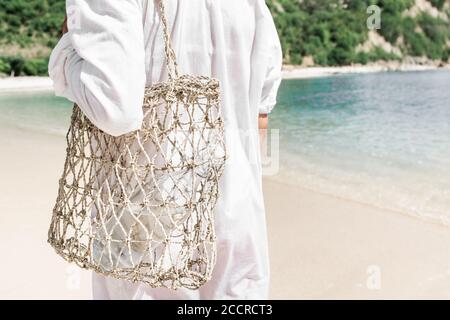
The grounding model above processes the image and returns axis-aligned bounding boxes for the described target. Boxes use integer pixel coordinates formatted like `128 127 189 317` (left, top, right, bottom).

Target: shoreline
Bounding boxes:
265 175 450 231
282 62 450 79
0 76 53 93
1 63 449 92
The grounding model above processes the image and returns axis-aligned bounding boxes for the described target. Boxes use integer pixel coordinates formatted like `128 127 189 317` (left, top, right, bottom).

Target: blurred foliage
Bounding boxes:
0 0 63 76
0 0 449 75
0 0 64 45
429 0 448 9
0 55 51 76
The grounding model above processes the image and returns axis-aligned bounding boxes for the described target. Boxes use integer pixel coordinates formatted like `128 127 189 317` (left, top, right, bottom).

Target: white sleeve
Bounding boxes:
254 1 283 115
48 0 146 137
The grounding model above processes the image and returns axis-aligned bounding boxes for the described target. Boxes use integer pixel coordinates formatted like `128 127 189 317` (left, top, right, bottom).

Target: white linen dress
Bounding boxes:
48 0 282 300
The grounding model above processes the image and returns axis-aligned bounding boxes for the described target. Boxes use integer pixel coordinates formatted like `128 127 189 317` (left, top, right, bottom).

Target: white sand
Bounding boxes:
0 76 53 93
282 63 449 79
1 124 450 299
0 125 92 299
264 180 450 299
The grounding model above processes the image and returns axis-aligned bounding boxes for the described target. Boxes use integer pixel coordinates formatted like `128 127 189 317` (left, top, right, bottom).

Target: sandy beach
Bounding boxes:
1 61 450 93
1 122 450 299
282 62 450 79
0 76 53 93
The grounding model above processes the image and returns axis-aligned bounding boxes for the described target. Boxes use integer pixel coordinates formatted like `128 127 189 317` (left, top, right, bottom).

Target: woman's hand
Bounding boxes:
258 114 268 131
259 114 268 149
61 15 68 35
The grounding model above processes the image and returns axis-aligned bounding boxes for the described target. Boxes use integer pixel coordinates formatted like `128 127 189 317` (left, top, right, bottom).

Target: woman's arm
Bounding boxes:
256 2 283 116
49 0 146 137
254 2 282 149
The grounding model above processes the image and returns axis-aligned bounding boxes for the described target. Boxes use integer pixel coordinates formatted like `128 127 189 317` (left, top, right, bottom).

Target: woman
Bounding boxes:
49 0 282 300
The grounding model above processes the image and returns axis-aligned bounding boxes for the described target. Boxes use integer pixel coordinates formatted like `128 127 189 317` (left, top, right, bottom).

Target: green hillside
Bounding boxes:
268 0 450 65
0 0 65 76
0 0 449 76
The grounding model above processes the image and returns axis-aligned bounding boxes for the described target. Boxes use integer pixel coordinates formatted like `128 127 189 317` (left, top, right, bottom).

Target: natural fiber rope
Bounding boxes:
159 0 179 80
48 0 226 290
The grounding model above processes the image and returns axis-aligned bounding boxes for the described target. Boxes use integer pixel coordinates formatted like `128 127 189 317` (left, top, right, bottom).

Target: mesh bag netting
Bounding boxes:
48 0 226 290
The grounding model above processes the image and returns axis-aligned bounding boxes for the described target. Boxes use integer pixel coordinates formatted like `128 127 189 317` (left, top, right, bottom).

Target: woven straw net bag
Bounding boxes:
48 0 226 290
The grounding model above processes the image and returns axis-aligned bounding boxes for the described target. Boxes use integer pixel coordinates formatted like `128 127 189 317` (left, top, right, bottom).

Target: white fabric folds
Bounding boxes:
49 0 282 299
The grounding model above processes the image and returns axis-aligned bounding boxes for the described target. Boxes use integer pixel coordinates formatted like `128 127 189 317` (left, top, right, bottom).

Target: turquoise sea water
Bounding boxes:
0 70 449 224
0 91 72 135
270 70 450 224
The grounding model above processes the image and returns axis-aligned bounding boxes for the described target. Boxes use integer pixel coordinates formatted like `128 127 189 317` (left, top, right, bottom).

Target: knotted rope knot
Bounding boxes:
165 90 177 103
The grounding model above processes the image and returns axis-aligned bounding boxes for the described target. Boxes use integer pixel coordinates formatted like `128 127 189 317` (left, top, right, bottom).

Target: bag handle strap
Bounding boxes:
158 0 179 81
